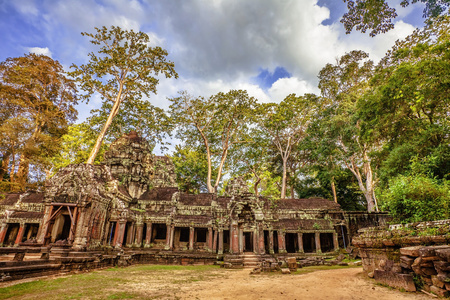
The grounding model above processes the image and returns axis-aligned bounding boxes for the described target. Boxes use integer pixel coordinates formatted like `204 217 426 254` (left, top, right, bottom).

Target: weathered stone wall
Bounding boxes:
353 219 450 295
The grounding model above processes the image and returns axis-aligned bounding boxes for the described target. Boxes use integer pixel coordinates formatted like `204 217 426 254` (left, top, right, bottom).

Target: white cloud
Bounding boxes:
26 46 52 57
269 77 319 102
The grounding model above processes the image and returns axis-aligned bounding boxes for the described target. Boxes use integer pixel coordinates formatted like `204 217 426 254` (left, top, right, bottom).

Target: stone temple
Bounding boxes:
0 132 388 280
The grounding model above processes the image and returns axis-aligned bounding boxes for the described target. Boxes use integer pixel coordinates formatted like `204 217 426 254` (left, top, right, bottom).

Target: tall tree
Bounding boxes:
341 0 450 36
316 50 379 211
256 94 321 199
169 90 256 193
0 53 77 190
69 26 178 164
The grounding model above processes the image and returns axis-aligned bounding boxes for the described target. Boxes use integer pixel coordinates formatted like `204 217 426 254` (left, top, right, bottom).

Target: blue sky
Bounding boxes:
0 0 426 126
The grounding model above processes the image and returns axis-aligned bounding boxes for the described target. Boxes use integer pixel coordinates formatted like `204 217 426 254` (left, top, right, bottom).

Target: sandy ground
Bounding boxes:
179 268 431 300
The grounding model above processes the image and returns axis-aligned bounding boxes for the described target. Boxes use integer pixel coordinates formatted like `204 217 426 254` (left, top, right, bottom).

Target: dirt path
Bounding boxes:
180 268 430 300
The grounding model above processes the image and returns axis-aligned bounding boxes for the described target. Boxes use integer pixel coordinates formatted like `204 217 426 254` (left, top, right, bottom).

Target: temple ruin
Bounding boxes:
0 132 389 281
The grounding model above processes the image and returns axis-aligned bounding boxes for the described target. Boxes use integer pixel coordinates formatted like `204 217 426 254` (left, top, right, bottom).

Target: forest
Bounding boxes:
0 12 449 224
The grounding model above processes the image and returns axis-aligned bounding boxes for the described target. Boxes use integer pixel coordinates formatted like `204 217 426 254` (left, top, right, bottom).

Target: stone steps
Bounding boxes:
242 253 261 268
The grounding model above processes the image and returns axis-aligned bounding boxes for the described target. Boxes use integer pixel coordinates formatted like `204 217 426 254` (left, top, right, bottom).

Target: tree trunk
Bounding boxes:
331 177 337 203
0 152 10 181
281 157 288 199
347 157 377 212
254 176 261 197
15 154 29 191
86 90 122 165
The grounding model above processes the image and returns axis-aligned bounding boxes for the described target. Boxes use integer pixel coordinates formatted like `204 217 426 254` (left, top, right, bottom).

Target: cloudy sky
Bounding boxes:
0 0 426 124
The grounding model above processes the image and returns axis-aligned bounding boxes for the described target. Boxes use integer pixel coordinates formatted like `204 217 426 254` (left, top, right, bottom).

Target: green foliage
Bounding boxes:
171 145 216 193
379 173 450 223
69 26 177 164
341 0 450 36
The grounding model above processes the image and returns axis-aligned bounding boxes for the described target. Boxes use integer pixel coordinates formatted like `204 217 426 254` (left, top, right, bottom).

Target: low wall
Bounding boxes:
352 219 450 296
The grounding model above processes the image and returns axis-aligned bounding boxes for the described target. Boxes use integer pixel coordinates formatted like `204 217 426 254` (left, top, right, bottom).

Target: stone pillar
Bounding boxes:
212 229 218 253
126 223 135 246
258 228 265 254
315 232 321 253
253 229 258 254
238 227 244 253
269 230 274 254
115 221 126 248
14 223 26 246
165 224 173 250
207 227 213 252
218 229 224 255
144 222 152 247
170 224 175 250
135 223 144 247
333 232 339 251
231 223 239 254
37 205 53 244
189 227 194 250
278 231 286 253
0 223 9 245
297 233 304 253
73 208 87 250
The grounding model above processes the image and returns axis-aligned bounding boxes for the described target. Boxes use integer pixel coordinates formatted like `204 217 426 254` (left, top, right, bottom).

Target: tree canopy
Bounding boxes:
69 26 178 164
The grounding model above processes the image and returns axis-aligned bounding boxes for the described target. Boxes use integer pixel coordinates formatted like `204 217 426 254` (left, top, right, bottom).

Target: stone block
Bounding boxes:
434 260 450 272
430 285 449 297
400 256 415 269
436 249 450 262
281 268 291 274
400 246 422 257
419 245 450 257
373 269 416 292
445 282 450 290
432 275 445 288
422 267 438 276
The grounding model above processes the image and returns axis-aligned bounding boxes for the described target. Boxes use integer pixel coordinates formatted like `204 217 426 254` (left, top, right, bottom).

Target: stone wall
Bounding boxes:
353 219 450 295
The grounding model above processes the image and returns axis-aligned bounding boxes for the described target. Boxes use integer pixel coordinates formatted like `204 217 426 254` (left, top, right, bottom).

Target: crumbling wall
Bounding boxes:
353 219 450 295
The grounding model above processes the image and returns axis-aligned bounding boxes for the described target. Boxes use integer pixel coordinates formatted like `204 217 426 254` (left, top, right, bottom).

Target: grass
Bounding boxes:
0 264 221 300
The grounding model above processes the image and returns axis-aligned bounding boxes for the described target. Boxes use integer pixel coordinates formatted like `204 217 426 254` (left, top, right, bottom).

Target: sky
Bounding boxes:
0 0 427 140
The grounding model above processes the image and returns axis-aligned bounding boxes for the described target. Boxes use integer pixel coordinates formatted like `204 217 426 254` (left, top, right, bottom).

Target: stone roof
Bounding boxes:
272 219 334 230
9 211 44 219
179 193 214 206
139 187 178 201
0 192 44 206
274 198 340 210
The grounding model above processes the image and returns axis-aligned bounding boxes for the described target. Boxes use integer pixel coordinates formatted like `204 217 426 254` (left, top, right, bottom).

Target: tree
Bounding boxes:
315 50 379 211
358 16 450 185
341 0 450 36
0 53 77 190
69 26 178 164
171 145 217 193
256 94 321 199
169 90 256 193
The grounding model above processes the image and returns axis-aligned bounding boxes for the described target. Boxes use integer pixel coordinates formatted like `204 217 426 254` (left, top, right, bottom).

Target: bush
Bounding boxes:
379 174 450 223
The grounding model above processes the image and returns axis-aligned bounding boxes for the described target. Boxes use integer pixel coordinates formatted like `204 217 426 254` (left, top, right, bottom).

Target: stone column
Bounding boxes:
135 223 144 247
0 223 9 245
207 227 213 252
189 227 194 250
115 221 126 248
258 228 265 254
269 230 274 254
218 229 224 255
297 233 304 253
238 227 244 253
278 231 286 253
126 223 135 246
144 222 152 247
253 229 258 254
165 224 173 250
170 224 175 250
14 223 26 246
212 229 218 253
315 232 321 253
37 205 53 244
333 232 339 251
231 223 239 254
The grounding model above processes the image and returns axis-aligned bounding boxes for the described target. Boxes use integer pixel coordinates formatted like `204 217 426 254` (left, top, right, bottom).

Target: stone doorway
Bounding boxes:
243 231 253 252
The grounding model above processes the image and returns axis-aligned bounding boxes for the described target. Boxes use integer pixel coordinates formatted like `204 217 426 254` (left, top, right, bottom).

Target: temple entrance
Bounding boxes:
303 233 316 253
320 233 334 252
4 223 19 246
44 204 78 245
243 232 253 252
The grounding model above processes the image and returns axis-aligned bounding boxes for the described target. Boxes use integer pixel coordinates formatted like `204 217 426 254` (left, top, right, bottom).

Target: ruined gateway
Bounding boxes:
0 132 388 279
